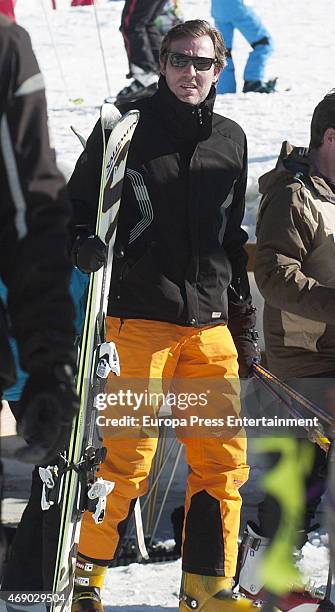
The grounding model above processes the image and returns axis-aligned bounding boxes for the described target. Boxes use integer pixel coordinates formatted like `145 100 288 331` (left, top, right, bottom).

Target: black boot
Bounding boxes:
243 78 277 93
115 79 158 105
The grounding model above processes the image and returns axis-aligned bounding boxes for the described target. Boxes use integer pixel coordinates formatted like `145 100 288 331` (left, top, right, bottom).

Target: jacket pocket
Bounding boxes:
118 246 185 320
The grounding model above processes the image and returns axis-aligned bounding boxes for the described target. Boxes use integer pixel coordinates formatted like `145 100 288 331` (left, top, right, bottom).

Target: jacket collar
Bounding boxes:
151 75 216 143
259 141 335 204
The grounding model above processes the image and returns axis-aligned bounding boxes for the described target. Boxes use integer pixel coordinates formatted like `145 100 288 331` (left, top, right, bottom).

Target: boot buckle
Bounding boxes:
182 594 198 609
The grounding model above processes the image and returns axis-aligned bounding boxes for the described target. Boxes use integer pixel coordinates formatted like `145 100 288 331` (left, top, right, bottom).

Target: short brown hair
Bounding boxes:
310 89 335 149
160 19 227 71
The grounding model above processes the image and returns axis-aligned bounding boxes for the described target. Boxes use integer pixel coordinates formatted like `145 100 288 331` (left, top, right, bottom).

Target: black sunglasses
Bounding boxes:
167 52 217 71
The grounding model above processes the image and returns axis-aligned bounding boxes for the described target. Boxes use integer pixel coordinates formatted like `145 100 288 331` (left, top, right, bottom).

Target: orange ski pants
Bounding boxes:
78 317 249 577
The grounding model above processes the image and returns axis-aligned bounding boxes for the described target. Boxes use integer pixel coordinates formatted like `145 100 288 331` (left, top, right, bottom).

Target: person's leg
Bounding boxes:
73 318 182 609
78 436 159 562
173 324 249 609
117 0 164 103
238 373 331 604
219 0 273 87
1 467 44 591
211 0 236 94
255 440 327 543
146 0 168 69
233 4 272 86
214 22 236 94
120 0 165 75
1 397 62 592
243 38 273 86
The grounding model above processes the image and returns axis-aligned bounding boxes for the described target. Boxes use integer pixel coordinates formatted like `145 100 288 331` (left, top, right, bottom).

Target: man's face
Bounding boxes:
160 34 221 106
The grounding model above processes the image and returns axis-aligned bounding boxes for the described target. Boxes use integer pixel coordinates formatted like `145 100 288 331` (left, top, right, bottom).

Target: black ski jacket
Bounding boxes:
0 16 76 374
69 77 257 370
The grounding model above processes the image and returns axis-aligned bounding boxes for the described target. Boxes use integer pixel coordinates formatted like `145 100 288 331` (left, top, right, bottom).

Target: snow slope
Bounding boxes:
12 1 335 609
15 0 335 241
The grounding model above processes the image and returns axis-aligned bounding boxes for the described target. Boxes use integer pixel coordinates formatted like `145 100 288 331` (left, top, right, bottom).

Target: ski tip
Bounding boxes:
101 103 122 130
70 125 87 149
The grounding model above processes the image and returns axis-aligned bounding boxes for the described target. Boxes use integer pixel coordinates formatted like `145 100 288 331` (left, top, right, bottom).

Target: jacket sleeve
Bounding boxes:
254 183 335 325
0 22 76 373
223 136 260 374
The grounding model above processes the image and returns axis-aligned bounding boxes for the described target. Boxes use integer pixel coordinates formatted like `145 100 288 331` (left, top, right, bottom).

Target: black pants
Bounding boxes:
257 371 333 544
1 400 59 590
120 0 167 74
1 466 60 591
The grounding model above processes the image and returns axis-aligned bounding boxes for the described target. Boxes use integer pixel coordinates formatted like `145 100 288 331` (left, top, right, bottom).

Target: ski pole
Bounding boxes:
253 363 334 427
253 365 331 453
92 0 112 99
128 437 178 540
39 0 70 100
149 443 183 545
145 425 167 535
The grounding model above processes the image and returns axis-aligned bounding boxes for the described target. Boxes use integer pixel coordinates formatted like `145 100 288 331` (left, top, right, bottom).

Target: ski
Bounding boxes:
40 103 139 612
70 124 87 149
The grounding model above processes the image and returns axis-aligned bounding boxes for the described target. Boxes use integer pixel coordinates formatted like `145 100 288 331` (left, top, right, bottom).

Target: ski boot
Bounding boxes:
237 522 332 611
72 554 107 612
115 79 158 105
179 571 263 610
115 67 158 106
243 79 277 93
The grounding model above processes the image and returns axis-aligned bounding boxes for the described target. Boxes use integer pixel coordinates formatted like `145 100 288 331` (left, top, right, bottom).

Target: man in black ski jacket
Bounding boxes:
0 15 78 573
69 20 260 612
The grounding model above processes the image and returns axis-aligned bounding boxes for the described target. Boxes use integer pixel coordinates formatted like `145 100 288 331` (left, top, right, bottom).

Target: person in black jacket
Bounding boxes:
0 15 78 574
69 20 259 612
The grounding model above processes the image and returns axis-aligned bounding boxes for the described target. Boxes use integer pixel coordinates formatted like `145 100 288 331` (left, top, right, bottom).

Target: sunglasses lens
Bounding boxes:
168 53 215 71
169 53 189 68
193 58 213 71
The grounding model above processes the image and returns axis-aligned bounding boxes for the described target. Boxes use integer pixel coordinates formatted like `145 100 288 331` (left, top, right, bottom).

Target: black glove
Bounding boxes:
16 364 79 465
72 234 107 274
234 329 261 378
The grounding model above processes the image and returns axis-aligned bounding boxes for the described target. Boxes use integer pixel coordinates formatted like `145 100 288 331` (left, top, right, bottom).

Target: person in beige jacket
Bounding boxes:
237 91 335 610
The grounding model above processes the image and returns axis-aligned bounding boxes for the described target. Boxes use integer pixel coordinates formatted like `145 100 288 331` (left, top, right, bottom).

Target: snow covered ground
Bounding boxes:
9 0 335 609
15 0 335 241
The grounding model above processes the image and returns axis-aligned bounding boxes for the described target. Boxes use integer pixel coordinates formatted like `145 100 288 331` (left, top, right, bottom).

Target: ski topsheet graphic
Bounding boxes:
40 104 139 612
